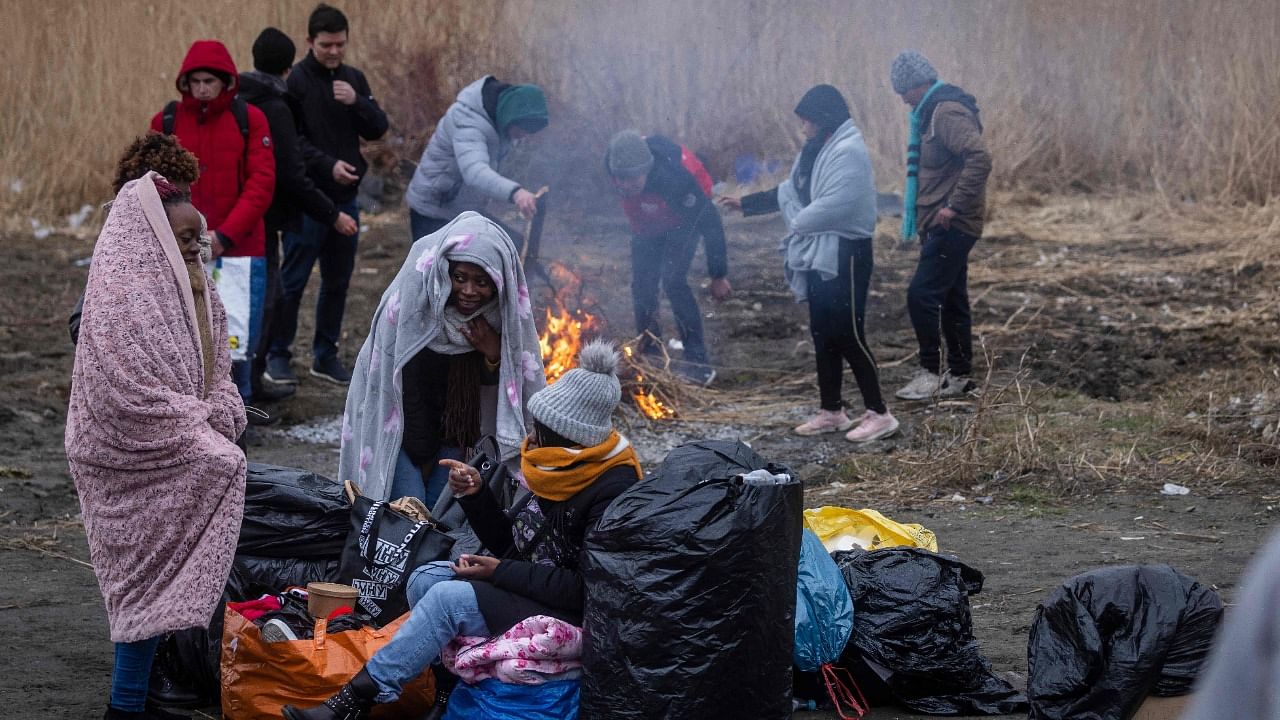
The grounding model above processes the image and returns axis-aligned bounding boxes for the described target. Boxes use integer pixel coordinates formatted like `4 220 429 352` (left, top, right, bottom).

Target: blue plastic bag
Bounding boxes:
442 678 580 720
794 528 854 671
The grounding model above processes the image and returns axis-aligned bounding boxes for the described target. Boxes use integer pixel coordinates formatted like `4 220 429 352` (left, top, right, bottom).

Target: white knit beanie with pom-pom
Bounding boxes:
527 339 621 447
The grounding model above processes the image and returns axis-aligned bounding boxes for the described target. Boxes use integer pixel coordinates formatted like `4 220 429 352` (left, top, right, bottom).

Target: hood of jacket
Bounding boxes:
454 76 495 128
176 40 239 110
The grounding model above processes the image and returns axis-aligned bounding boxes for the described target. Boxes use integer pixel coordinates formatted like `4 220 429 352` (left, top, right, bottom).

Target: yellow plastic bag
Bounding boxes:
803 506 938 553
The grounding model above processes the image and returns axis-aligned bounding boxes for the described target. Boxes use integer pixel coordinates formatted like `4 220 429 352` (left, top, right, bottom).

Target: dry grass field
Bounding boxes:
5 0 1280 222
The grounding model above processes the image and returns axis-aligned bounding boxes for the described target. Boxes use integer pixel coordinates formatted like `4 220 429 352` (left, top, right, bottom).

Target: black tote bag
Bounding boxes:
338 487 455 625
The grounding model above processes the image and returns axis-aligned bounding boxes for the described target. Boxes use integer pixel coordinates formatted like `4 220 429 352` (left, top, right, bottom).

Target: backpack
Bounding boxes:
161 96 251 142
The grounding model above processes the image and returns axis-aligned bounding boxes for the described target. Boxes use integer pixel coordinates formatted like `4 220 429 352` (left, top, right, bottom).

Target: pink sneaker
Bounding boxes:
845 410 899 443
794 409 855 436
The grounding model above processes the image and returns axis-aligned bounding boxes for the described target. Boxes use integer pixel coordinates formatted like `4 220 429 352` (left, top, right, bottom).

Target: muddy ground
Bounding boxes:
2 183 1278 719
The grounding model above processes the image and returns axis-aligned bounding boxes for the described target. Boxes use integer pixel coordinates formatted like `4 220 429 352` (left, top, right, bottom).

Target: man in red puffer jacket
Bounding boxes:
151 39 276 417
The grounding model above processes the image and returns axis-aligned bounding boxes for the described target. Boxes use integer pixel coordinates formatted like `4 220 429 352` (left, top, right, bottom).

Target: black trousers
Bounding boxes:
907 225 978 376
630 230 709 365
807 238 885 414
250 224 284 393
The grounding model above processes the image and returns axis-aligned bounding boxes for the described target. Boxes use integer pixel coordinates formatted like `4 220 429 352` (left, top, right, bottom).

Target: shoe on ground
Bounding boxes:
673 360 716 387
895 370 944 400
311 356 352 386
845 410 900 443
259 617 299 644
253 379 296 402
264 356 299 386
794 409 855 436
939 373 976 398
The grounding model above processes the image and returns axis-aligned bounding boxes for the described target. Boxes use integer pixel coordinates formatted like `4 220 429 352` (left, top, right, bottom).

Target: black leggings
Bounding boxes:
807 238 886 414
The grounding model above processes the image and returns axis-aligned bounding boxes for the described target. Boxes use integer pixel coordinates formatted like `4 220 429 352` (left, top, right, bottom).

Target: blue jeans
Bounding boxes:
365 561 490 703
270 201 359 363
390 447 461 507
110 636 161 712
231 359 252 402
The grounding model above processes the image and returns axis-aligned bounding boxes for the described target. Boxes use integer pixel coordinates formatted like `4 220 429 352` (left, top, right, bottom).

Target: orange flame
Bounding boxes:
539 305 598 384
536 262 675 419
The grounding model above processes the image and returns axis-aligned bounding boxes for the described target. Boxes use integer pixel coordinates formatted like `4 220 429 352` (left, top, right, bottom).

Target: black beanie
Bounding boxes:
794 84 851 134
252 27 296 75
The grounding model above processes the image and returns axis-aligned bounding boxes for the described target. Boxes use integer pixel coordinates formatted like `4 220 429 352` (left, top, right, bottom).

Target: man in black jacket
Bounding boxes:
266 4 388 387
239 27 360 409
605 130 732 387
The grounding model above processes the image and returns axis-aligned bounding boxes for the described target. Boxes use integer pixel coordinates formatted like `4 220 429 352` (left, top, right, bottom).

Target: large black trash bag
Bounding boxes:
835 547 1028 715
237 463 351 558
1026 564 1223 720
580 440 803 720
159 464 350 703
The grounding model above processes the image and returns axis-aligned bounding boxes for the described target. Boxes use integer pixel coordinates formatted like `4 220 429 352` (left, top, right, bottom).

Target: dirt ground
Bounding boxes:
2 183 1277 719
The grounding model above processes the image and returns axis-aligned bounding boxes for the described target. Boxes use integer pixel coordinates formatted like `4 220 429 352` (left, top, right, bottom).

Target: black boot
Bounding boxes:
281 667 378 720
421 665 457 720
104 707 145 719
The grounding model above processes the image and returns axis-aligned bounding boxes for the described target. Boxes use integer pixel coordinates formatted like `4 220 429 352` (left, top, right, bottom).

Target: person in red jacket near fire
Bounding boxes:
604 130 732 387
151 39 276 416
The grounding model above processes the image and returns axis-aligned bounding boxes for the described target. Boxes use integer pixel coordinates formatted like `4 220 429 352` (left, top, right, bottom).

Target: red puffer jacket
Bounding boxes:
150 40 275 257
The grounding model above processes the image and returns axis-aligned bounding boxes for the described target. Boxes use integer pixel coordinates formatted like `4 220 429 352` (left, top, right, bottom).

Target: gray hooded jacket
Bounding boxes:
406 76 520 222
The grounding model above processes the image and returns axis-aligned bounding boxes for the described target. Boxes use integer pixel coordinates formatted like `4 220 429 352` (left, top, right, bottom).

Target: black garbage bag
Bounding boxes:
237 463 351 558
1026 564 1223 720
834 547 1028 715
580 440 803 720
156 464 350 704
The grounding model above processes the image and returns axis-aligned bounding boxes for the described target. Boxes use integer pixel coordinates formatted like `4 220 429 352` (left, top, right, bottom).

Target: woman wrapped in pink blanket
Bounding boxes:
66 172 246 719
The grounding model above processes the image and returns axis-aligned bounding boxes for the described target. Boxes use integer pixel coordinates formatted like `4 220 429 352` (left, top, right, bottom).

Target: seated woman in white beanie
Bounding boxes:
285 339 642 720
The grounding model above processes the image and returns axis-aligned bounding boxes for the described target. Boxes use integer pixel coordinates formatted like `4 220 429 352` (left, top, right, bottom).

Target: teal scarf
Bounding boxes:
901 80 945 241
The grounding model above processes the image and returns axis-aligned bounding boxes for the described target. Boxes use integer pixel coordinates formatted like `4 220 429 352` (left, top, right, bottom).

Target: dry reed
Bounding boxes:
5 0 1280 225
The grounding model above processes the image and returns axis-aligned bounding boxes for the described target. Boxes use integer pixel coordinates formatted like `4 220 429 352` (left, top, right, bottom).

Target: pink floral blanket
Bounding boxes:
65 173 246 642
442 615 583 685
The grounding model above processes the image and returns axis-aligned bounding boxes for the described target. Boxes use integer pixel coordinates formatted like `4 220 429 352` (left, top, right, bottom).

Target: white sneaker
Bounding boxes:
939 373 976 398
794 409 855 436
845 410 900 443
896 370 944 400
260 618 299 643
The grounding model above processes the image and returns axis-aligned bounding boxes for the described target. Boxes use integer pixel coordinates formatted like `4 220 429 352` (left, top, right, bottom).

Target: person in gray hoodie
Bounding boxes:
405 76 549 242
722 84 897 443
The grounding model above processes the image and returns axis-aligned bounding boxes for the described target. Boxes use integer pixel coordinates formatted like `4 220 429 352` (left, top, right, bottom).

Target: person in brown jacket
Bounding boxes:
890 50 992 401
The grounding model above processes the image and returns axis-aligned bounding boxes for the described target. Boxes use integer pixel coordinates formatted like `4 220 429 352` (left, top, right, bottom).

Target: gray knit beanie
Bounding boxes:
890 50 938 94
606 130 654 178
527 339 621 447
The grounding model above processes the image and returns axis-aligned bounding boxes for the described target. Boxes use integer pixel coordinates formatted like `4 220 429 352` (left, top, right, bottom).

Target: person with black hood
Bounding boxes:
722 85 898 442
268 3 388 388
604 130 732 387
890 50 992 401
239 27 359 407
405 76 550 242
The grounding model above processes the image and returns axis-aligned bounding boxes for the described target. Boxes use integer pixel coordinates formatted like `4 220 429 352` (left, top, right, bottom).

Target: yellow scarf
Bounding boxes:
521 430 643 502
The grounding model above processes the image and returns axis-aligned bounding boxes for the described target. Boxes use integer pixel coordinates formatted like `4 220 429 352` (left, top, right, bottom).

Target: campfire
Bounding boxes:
535 261 677 420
